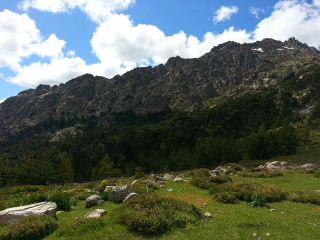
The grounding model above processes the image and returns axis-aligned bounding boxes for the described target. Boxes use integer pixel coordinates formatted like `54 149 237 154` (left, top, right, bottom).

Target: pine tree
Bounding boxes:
56 152 74 185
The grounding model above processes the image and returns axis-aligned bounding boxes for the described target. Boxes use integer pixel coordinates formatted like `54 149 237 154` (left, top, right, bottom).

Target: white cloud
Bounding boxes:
19 0 135 23
0 98 7 104
0 10 66 72
3 0 320 90
249 7 265 18
213 6 239 24
253 0 320 48
90 14 251 70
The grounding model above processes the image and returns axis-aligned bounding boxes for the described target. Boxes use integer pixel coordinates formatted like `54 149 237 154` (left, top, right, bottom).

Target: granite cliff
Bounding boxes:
0 37 319 140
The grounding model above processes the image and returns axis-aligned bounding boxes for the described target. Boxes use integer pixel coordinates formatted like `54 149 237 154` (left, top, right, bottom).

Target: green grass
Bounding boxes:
1 169 320 239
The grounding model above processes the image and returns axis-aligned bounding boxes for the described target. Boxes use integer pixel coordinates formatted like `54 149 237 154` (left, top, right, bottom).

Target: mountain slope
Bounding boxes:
0 37 319 140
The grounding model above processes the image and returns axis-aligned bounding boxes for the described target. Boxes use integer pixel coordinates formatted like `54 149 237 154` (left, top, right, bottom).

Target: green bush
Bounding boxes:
288 190 320 205
250 193 266 207
209 175 232 184
224 163 243 171
209 181 286 203
99 191 109 201
131 180 160 195
190 176 213 189
0 215 58 240
214 192 238 204
116 193 201 234
49 193 76 211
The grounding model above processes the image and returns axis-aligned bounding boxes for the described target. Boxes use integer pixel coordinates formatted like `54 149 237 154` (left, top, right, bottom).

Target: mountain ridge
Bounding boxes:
1 37 319 140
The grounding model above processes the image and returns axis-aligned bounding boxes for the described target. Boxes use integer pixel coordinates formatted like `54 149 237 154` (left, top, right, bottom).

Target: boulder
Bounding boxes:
85 195 105 208
173 176 184 182
265 161 290 169
301 163 318 170
163 173 174 181
146 174 165 186
209 166 227 176
108 185 132 203
84 209 107 219
0 202 57 225
123 193 139 203
104 186 116 192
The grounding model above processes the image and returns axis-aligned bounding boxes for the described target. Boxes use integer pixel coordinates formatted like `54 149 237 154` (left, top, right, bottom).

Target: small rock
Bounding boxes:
203 203 208 206
84 209 107 219
173 177 184 182
270 209 276 212
167 189 173 192
266 233 271 236
163 173 174 181
204 212 212 218
253 233 258 237
123 193 139 203
281 212 284 214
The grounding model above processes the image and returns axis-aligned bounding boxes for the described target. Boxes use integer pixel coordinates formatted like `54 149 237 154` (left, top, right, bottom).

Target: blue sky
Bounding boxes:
1 0 320 103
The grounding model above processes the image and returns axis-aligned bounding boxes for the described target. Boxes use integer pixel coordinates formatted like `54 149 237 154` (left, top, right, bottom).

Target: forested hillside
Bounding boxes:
1 37 320 185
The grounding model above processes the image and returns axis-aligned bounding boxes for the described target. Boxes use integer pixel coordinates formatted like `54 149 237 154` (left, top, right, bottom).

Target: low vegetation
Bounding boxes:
0 215 59 240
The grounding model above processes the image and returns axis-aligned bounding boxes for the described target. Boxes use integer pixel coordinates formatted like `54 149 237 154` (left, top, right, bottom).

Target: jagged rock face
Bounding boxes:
0 37 319 138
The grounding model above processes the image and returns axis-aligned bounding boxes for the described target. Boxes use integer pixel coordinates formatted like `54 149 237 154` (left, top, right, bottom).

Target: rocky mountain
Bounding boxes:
1 37 319 140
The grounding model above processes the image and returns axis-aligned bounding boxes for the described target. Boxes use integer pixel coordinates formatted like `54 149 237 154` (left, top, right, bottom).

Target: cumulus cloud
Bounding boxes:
213 6 239 24
0 10 66 72
0 98 7 104
3 0 320 90
19 0 135 23
252 0 320 47
249 7 265 18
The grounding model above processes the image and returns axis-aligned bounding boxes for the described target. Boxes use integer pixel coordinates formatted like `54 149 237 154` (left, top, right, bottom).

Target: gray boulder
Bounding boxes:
108 185 132 203
0 202 57 225
265 161 290 169
84 209 107 219
209 166 228 176
301 163 318 170
104 186 116 192
85 195 105 208
173 176 184 182
163 173 174 181
123 193 139 203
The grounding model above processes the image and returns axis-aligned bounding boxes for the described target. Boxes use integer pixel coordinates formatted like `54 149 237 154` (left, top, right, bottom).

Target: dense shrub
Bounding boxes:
190 169 213 189
288 190 320 205
214 192 238 204
132 180 160 195
209 181 286 203
209 175 232 184
250 193 266 207
0 215 58 240
98 191 109 201
49 193 77 211
224 163 243 171
116 193 201 234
